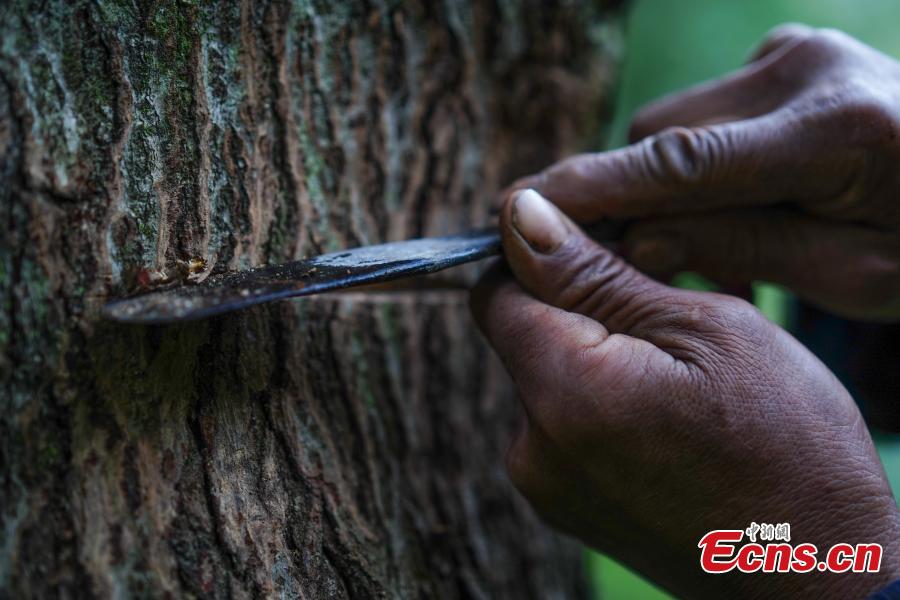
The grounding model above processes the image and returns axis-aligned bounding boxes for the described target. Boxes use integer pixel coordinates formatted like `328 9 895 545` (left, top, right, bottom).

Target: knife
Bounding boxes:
103 221 626 324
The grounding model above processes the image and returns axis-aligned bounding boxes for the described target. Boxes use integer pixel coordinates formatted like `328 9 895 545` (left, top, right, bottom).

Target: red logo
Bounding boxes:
698 525 882 574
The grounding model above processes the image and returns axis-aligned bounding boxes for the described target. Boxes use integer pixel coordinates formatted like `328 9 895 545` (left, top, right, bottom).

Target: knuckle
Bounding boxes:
683 295 769 350
759 27 848 82
561 331 613 388
754 23 815 63
576 334 636 389
762 22 813 45
644 126 728 187
789 28 850 61
559 245 622 306
553 244 645 322
709 294 764 327
538 154 606 218
801 29 841 52
542 154 591 191
831 92 900 147
807 28 852 50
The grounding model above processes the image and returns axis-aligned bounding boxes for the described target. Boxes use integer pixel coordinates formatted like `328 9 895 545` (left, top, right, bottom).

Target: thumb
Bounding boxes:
501 188 675 335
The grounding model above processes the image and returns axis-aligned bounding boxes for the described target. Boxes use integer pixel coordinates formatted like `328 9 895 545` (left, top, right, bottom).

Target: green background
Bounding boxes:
590 0 900 597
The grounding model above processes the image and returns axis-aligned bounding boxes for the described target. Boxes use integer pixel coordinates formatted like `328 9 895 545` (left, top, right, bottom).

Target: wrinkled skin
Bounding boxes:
472 26 900 599
504 24 900 320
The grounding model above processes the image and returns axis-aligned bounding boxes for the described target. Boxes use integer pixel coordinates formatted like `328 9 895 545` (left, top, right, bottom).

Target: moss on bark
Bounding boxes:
0 0 626 596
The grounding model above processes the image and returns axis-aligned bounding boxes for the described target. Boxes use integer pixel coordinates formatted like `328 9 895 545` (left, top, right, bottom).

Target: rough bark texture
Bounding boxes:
0 1 625 597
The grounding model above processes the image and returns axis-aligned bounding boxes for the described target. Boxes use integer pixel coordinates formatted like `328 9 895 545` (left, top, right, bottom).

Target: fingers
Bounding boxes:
512 112 856 222
626 211 900 319
469 263 664 435
747 23 815 63
628 23 814 143
626 209 800 284
470 245 678 447
498 188 681 336
500 24 860 222
628 64 789 143
479 188 704 439
469 262 613 397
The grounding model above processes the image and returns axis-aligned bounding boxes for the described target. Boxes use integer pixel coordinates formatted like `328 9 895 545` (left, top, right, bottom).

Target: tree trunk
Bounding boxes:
0 1 625 597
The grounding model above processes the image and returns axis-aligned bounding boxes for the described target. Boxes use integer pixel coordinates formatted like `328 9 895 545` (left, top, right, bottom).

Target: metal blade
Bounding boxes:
103 220 626 324
104 228 502 324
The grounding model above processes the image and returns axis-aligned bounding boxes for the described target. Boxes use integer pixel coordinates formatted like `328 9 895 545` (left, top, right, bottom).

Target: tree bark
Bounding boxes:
0 0 625 597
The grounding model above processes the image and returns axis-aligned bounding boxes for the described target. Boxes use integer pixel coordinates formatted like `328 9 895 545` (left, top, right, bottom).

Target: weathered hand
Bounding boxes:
471 188 900 599
505 25 900 320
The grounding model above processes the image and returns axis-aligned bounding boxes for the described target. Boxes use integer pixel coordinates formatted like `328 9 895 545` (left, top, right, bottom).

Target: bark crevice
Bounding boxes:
0 1 625 597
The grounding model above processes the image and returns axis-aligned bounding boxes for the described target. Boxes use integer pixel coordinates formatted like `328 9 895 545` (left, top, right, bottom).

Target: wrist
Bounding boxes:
787 496 900 599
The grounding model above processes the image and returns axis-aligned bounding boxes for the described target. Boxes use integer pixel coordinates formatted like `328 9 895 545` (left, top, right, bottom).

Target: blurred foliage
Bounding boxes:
590 0 900 598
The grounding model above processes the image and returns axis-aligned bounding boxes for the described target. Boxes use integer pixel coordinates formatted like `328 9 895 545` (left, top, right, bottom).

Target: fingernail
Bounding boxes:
511 189 568 253
629 235 685 272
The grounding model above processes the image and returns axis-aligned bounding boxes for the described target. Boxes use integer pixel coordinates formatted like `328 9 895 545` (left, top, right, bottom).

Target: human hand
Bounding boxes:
504 25 900 320
471 188 900 598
